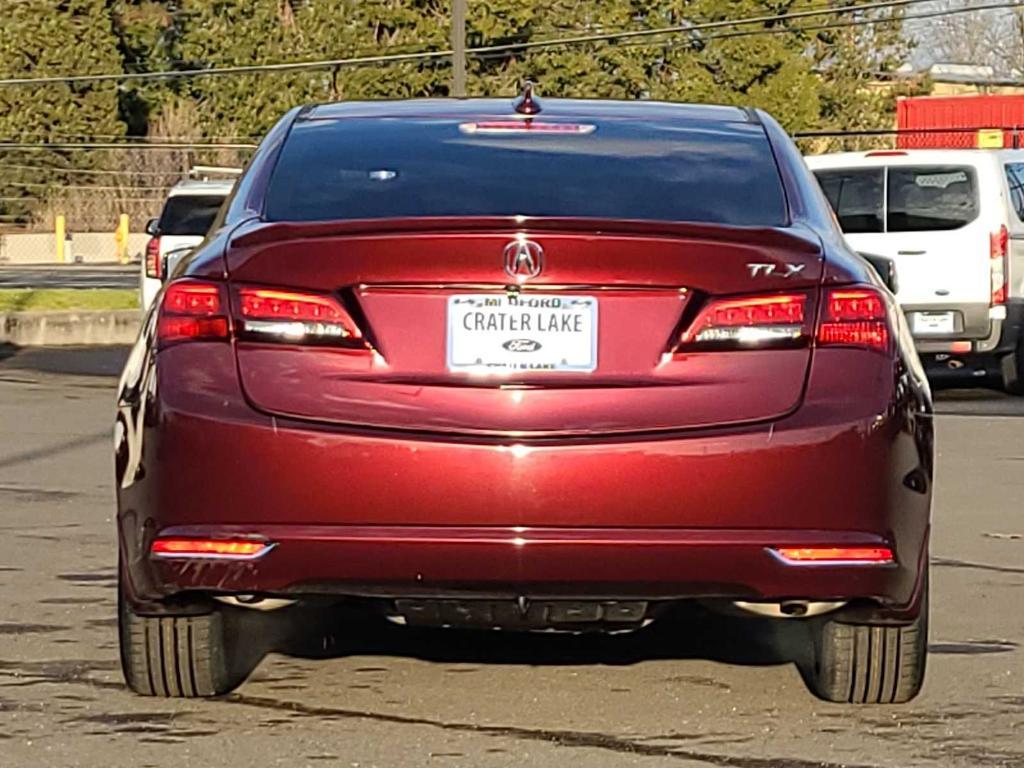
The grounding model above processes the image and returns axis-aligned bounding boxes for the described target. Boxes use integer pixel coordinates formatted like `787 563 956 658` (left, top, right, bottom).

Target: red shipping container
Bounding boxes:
896 95 1024 149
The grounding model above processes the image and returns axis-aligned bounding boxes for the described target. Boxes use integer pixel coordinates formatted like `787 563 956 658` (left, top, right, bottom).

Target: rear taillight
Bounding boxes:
817 287 890 352
156 280 229 347
679 286 891 354
991 225 1009 306
145 237 161 279
680 293 809 349
235 287 366 345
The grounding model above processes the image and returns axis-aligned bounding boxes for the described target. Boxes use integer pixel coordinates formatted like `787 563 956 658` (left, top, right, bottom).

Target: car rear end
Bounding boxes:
141 180 233 312
116 100 933 703
807 150 1021 386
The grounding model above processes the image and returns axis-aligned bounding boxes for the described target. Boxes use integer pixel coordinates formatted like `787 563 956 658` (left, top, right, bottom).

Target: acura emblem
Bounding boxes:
503 238 543 280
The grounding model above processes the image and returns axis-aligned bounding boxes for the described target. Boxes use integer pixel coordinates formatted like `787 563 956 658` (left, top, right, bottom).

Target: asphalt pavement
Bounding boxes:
0 265 137 290
0 346 1021 768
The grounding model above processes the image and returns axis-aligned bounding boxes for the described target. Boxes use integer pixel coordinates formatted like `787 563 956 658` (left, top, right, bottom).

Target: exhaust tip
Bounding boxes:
732 600 846 619
780 601 808 617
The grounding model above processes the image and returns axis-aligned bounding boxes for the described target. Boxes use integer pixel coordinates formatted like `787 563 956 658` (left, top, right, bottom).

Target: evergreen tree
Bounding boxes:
0 0 919 221
0 0 127 222
466 0 828 130
811 0 915 149
109 0 181 136
171 0 453 138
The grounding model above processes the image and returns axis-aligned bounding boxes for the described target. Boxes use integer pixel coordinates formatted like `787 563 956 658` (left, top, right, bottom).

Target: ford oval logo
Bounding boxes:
503 338 542 353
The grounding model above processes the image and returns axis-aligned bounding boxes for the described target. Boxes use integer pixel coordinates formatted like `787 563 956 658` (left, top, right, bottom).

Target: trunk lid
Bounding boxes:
226 219 823 437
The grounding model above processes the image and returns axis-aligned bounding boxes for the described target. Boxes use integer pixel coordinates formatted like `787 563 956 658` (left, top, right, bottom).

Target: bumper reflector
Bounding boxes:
773 546 894 564
151 538 272 560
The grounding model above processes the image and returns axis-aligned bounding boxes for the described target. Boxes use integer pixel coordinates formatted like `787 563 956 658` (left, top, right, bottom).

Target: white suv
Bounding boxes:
807 149 1024 392
141 175 236 312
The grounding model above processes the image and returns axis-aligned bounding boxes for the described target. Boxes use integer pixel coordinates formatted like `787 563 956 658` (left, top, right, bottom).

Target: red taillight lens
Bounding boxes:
165 282 220 314
773 546 894 564
991 225 1009 306
681 293 808 348
152 537 272 559
817 287 890 352
145 237 162 279
156 281 229 348
236 287 364 344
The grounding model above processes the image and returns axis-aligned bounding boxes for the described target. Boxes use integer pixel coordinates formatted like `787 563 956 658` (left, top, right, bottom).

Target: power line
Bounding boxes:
602 0 1024 56
0 0 939 87
468 0 936 58
0 49 453 87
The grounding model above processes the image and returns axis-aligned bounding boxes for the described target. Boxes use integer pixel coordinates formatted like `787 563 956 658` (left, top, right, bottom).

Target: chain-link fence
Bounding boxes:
0 144 251 264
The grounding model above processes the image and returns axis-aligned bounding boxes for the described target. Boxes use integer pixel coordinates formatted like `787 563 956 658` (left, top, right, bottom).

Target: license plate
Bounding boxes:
912 311 956 335
447 294 598 373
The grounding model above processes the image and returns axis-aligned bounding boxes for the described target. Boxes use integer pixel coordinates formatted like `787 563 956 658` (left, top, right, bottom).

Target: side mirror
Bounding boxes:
145 218 160 236
859 252 899 295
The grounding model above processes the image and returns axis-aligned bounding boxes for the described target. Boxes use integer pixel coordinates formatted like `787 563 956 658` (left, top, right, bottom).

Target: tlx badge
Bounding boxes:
747 262 806 278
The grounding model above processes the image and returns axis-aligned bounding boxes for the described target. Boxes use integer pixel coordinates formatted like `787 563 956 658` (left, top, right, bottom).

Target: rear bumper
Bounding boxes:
116 344 933 620
914 300 1024 359
140 524 926 616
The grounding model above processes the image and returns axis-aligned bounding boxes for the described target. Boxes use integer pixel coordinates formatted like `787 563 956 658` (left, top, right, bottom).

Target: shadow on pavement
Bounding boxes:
254 602 816 673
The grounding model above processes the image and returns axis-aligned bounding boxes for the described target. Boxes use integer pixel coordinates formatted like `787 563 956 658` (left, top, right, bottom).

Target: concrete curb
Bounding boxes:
0 310 141 346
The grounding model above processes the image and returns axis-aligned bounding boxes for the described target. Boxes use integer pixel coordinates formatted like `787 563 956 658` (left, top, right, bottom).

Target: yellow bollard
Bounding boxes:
55 214 66 263
115 213 130 264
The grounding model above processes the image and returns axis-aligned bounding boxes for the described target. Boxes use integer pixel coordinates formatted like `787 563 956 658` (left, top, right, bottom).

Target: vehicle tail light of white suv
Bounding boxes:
145 236 162 279
991 225 1009 306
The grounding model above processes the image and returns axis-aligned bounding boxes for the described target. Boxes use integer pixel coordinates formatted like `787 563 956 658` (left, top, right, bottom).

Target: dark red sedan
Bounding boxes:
115 93 932 704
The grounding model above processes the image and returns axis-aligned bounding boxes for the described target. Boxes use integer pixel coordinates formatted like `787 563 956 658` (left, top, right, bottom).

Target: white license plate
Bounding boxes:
912 311 956 335
447 294 598 373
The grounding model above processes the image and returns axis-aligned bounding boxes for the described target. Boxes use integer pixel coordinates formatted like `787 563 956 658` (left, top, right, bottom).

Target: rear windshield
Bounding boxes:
158 195 225 236
264 119 789 226
814 168 883 233
887 166 978 231
814 164 978 233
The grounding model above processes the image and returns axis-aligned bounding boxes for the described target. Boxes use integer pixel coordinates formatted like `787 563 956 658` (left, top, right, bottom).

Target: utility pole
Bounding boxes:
451 0 467 98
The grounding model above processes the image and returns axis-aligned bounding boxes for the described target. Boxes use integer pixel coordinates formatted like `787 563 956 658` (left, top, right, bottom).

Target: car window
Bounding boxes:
158 194 226 236
813 168 884 233
265 119 789 227
887 166 978 232
1006 162 1024 222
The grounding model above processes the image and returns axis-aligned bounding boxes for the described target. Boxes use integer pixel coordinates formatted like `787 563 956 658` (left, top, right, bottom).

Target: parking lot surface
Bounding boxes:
0 347 1021 768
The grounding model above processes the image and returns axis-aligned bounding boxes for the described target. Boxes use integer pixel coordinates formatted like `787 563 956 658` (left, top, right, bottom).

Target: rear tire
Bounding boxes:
118 575 246 697
806 580 928 704
1001 346 1024 395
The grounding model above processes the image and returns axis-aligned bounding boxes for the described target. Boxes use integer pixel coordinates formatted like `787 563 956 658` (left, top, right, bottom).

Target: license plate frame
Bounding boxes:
912 311 956 336
446 294 598 374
